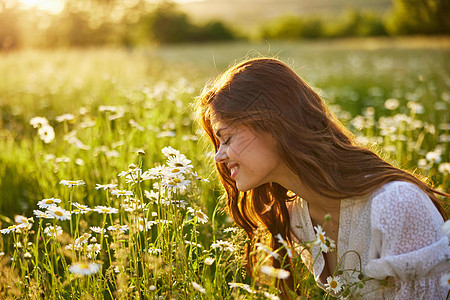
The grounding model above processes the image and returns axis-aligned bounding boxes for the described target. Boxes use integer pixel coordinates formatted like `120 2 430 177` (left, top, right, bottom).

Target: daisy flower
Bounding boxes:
46 206 71 221
187 207 209 224
211 240 235 252
313 225 335 253
86 243 101 259
166 155 193 174
185 240 202 248
74 233 91 247
263 292 280 300
144 165 167 179
191 171 209 183
33 209 52 219
161 174 190 192
95 183 118 190
60 180 86 187
98 105 117 113
44 225 63 238
147 248 162 255
1 224 26 234
38 125 55 143
204 257 215 266
72 202 91 214
69 262 101 276
93 206 119 214
228 282 256 294
15 215 33 229
136 217 156 231
326 276 343 294
107 224 129 233
260 265 290 279
276 233 292 258
37 197 61 209
191 282 206 294
55 113 75 122
90 226 106 234
161 146 181 158
111 189 133 197
256 243 280 260
30 116 49 128
223 227 239 233
144 190 159 202
440 273 450 289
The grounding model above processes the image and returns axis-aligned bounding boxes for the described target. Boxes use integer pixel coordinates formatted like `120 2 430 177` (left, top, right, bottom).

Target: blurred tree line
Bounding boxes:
0 0 449 51
260 0 450 40
0 0 237 50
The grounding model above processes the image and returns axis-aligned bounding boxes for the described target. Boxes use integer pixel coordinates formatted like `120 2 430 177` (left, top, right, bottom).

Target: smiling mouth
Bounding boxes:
230 165 239 178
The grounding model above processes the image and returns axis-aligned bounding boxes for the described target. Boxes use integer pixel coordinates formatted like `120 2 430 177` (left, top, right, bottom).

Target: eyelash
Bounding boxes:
222 137 231 145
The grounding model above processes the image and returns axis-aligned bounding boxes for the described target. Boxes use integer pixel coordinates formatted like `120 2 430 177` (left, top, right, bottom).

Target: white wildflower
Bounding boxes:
260 265 290 279
30 116 49 128
56 113 75 122
69 262 100 276
38 124 55 143
93 206 119 214
204 257 215 266
46 206 71 221
44 225 63 238
111 189 133 197
191 282 206 294
313 225 335 253
95 183 118 190
37 197 61 209
60 179 86 187
326 276 343 294
440 273 450 289
90 226 106 234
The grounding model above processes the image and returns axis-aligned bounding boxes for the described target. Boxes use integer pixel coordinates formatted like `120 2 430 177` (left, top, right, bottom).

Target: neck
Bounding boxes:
274 166 341 225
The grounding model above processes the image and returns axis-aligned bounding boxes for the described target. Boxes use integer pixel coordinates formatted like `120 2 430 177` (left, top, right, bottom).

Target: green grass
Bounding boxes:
0 38 448 299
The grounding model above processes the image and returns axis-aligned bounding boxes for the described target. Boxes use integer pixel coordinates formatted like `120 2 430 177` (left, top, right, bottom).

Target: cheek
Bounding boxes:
229 132 258 158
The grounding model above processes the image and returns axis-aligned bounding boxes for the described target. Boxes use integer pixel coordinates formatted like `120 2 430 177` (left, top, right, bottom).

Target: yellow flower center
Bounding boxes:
79 263 90 269
172 168 180 173
319 234 325 244
173 178 181 183
101 208 109 213
330 281 337 289
55 211 63 217
174 163 183 167
45 199 54 204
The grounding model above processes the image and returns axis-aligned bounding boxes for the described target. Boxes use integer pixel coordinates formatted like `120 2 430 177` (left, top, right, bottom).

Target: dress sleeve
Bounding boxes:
364 181 450 299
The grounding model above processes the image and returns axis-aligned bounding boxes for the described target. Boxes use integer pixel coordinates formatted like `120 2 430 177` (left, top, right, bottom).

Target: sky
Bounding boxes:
16 0 207 14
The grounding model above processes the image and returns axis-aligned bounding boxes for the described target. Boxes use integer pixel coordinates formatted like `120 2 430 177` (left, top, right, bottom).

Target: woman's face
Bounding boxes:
211 118 287 192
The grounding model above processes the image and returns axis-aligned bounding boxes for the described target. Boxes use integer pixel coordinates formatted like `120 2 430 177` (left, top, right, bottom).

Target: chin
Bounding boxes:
236 180 261 193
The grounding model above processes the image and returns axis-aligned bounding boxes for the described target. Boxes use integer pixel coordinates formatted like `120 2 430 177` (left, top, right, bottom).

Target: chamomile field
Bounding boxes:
0 38 449 299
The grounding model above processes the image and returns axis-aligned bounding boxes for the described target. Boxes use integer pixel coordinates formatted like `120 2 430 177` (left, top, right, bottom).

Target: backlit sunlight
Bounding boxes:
18 0 65 14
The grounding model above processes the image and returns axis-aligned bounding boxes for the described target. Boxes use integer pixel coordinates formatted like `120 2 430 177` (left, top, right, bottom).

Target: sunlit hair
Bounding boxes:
194 57 448 296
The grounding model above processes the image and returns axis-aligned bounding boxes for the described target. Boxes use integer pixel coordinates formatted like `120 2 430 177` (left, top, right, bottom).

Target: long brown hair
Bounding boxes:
194 57 448 296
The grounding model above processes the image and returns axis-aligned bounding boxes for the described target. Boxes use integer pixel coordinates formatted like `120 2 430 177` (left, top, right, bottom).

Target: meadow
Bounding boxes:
0 38 449 299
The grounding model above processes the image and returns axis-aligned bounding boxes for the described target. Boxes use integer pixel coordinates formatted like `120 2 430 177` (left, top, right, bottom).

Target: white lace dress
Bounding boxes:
286 181 449 299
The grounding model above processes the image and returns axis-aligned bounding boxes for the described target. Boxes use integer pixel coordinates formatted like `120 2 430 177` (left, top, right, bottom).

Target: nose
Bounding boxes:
214 145 228 163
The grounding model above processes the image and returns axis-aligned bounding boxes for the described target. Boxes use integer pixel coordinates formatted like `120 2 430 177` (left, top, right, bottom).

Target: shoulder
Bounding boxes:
370 180 430 211
369 180 443 230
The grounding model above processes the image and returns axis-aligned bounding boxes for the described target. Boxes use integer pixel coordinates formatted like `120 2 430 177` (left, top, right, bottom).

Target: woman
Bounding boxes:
194 57 449 299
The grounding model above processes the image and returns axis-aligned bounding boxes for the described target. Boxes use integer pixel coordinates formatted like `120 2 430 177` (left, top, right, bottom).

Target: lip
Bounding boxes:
227 163 239 178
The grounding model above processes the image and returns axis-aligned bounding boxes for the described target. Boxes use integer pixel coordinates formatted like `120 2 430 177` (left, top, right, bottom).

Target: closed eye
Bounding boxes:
222 137 231 145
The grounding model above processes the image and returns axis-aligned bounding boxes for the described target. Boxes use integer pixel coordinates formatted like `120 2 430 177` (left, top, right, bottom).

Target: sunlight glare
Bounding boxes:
18 0 65 14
